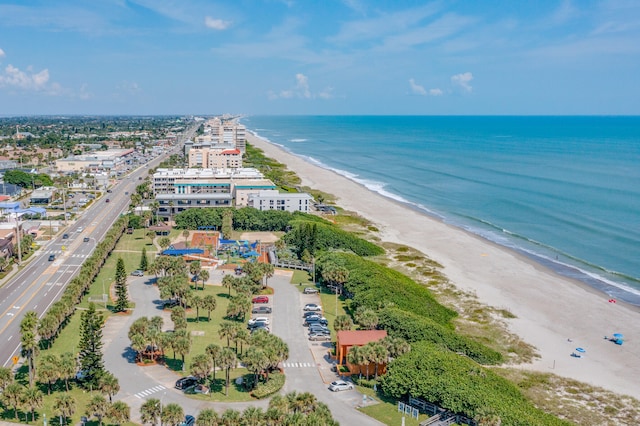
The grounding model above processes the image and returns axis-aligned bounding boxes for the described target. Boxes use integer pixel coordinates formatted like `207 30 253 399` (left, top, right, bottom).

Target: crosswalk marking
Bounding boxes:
134 385 167 399
282 362 314 368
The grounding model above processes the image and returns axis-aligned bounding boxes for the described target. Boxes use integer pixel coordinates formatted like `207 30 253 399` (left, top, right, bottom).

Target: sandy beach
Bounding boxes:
246 132 640 399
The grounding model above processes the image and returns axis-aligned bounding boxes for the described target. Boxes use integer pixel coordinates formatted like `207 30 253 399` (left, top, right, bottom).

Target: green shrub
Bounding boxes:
317 252 456 325
381 342 570 426
251 372 285 399
378 307 502 365
285 221 384 257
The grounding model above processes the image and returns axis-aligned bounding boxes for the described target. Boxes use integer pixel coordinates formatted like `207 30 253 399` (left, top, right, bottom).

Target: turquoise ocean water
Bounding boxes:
241 116 640 305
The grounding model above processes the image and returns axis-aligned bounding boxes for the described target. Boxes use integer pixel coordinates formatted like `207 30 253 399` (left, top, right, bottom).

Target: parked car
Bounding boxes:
303 287 319 294
248 320 269 330
251 325 270 334
303 311 320 318
252 306 272 314
303 303 322 311
179 415 195 426
248 317 270 327
305 317 328 327
252 295 269 304
309 333 332 341
175 376 198 390
131 270 144 277
308 325 330 334
329 380 354 392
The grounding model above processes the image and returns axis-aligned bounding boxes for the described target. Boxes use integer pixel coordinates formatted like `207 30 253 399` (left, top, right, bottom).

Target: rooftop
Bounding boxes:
336 330 387 347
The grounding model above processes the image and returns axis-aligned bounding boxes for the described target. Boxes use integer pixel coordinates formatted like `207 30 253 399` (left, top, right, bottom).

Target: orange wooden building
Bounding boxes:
336 330 387 375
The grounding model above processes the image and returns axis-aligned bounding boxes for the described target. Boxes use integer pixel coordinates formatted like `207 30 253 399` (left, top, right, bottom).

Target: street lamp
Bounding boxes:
159 392 166 426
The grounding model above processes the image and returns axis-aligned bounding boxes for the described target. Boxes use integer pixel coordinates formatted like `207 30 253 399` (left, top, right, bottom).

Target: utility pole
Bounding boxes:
14 215 21 264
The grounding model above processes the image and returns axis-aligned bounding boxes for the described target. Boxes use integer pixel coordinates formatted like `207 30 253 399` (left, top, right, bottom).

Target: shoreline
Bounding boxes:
246 131 640 399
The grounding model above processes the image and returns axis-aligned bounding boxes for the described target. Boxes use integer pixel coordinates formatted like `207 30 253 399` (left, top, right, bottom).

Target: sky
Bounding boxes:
0 0 639 116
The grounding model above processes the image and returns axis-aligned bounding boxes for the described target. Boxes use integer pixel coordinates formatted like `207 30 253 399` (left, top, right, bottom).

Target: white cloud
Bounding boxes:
269 73 333 100
205 16 231 30
0 48 5 59
451 72 473 92
409 78 427 95
117 81 141 94
429 88 443 96
0 64 50 91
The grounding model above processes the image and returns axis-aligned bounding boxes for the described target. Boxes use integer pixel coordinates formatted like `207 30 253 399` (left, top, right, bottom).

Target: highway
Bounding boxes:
0 123 197 368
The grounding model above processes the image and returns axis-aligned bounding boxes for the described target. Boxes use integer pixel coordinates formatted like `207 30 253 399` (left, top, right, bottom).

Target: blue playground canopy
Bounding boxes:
162 248 205 256
241 250 260 258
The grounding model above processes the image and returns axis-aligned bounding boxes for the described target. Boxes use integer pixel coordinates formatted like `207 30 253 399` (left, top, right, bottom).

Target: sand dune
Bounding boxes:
247 131 640 399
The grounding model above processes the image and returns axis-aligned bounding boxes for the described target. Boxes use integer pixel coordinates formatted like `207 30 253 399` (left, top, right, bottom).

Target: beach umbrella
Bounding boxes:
613 333 623 339
575 347 586 353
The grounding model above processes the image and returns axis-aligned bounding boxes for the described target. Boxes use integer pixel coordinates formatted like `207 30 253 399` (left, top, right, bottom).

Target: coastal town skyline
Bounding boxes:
1 0 639 116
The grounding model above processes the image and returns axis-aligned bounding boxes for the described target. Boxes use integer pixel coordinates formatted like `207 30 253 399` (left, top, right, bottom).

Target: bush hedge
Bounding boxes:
284 220 384 257
251 372 285 399
317 252 456 325
378 308 503 365
381 342 570 426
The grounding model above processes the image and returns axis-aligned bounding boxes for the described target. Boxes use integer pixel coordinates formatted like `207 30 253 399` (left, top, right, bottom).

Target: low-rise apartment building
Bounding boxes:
152 168 276 218
248 190 313 213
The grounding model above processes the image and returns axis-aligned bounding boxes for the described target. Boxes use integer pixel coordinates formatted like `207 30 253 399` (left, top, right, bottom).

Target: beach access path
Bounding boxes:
247 132 640 399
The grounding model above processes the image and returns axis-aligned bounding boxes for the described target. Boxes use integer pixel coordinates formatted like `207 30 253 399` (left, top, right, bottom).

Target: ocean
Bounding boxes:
240 116 640 306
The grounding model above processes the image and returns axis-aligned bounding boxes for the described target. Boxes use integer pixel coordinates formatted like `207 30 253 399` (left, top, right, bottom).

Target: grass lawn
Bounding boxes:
357 387 428 426
182 368 255 402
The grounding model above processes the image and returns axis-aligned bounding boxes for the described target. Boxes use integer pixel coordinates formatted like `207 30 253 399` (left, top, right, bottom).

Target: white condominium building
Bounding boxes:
187 148 243 169
248 190 313 213
152 168 276 218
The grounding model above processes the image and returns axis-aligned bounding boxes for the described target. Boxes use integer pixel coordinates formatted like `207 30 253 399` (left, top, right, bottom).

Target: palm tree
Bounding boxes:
358 344 375 379
202 294 216 321
146 230 157 245
23 385 43 422
354 307 379 330
0 366 13 391
222 274 235 296
199 269 210 291
191 294 202 322
235 328 250 356
140 398 161 426
381 336 411 362
241 406 264 425
205 344 222 382
161 403 183 426
2 382 23 420
242 347 269 387
182 230 190 247
260 263 274 288
98 372 120 402
189 260 201 279
59 352 76 391
333 314 354 331
218 322 237 348
20 311 39 386
346 345 366 379
196 408 219 426
38 353 60 395
220 409 241 426
53 393 76 425
174 334 191 371
86 394 109 426
190 354 212 382
369 341 388 379
109 401 130 426
218 347 237 396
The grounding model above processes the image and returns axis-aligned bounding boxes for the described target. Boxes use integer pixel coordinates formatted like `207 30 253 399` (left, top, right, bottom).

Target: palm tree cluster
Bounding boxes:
38 215 129 349
128 315 192 370
241 331 289 391
347 336 411 381
139 391 338 426
0 366 127 425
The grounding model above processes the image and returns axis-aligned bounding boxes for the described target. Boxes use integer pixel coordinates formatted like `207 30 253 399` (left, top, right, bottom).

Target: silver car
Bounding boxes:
328 380 353 392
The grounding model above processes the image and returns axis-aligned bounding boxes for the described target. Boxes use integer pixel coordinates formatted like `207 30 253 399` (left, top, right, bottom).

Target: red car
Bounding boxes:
252 296 269 304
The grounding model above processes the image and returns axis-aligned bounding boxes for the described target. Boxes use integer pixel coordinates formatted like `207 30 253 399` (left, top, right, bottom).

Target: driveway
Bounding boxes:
103 271 382 424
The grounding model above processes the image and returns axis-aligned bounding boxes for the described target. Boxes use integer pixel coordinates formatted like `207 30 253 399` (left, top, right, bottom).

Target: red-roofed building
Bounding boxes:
336 330 387 376
188 147 243 169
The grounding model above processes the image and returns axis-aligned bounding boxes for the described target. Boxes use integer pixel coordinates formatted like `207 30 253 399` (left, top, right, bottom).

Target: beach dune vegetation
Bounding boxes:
381 342 570 426
317 252 456 325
